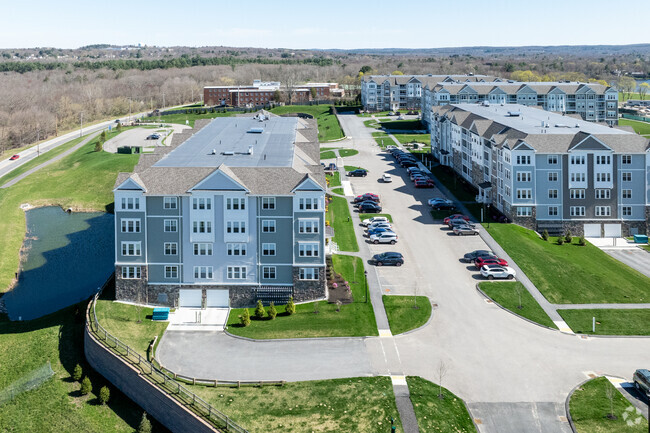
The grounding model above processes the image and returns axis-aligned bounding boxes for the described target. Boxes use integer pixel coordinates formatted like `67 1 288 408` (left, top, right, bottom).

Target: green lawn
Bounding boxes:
383 296 432 335
226 255 377 338
193 376 403 433
392 134 431 145
270 105 344 142
558 309 650 335
363 119 380 129
327 195 359 252
429 165 477 203
618 118 650 135
569 377 646 433
371 131 391 148
479 282 557 329
326 171 341 188
331 187 344 195
150 110 238 127
485 224 650 304
407 377 477 433
642 245 650 252
359 213 393 223
379 120 425 130
320 150 336 159
344 165 366 172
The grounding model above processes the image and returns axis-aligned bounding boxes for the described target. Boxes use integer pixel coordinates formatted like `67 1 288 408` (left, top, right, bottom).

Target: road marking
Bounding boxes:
379 329 393 338
606 376 626 389
553 320 574 335
390 375 407 386
341 180 354 196
583 371 598 379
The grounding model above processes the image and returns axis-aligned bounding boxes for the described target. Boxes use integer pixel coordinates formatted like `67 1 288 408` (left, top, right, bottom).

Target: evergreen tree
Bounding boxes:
285 297 296 315
72 364 83 382
138 412 152 433
99 386 110 405
254 300 265 320
267 302 277 320
239 308 251 327
80 376 92 396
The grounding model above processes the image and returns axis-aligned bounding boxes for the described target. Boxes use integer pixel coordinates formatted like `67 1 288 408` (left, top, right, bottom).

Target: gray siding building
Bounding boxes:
113 113 326 308
430 103 649 237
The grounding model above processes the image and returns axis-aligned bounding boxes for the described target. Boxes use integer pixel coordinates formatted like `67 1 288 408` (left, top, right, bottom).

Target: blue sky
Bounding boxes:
1 0 647 49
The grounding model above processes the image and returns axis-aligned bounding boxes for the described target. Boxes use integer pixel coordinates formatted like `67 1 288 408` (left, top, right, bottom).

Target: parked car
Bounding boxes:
327 163 337 171
348 169 368 177
146 133 160 140
362 216 389 226
409 171 425 180
9 154 19 160
474 257 508 269
354 193 380 203
463 250 496 263
368 227 395 237
449 219 476 229
382 173 393 183
480 265 516 280
414 179 435 188
367 221 393 232
385 145 398 151
432 202 457 211
428 198 453 207
358 202 382 213
633 369 650 394
401 160 419 168
370 232 398 244
443 214 470 225
453 225 479 236
406 166 422 175
372 252 404 266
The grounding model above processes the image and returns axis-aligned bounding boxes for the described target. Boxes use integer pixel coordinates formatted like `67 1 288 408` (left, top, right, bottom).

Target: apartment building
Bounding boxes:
113 113 326 308
422 81 619 127
360 74 502 112
204 81 343 107
430 103 649 237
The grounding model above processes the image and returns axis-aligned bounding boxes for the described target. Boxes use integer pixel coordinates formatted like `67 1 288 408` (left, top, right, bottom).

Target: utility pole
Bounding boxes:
162 92 165 108
80 112 83 138
36 125 40 157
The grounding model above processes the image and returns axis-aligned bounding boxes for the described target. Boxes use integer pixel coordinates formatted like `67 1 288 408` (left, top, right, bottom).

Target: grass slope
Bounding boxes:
485 224 650 304
326 171 341 188
226 255 377 338
327 195 359 252
569 377 646 433
392 134 431 145
383 296 432 335
150 110 237 127
270 105 344 142
479 282 557 329
320 150 336 159
407 376 477 433
558 309 650 335
618 118 650 135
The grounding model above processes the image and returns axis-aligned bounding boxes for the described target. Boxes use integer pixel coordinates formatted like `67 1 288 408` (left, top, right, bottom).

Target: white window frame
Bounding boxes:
548 172 558 182
622 189 632 199
262 266 276 279
227 266 247 280
595 189 611 199
193 266 213 280
193 243 213 256
193 221 212 233
570 206 585 217
121 218 141 233
299 219 320 234
622 206 632 216
163 197 178 209
262 197 276 210
547 155 558 165
262 220 276 233
121 266 141 279
516 171 532 182
164 242 178 256
570 189 585 199
622 155 632 165
192 197 212 210
227 243 247 256
595 172 611 182
164 266 178 279
298 198 319 210
226 198 246 210
121 241 141 256
164 219 178 232
262 243 276 256
548 189 558 199
595 206 611 217
516 189 532 200
516 207 532 217
226 221 246 233
299 267 318 280
121 197 140 210
622 172 632 182
548 206 558 216
298 243 319 257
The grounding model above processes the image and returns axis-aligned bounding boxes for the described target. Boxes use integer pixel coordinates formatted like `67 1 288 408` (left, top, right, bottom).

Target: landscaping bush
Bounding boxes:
239 308 251 327
267 302 277 320
254 300 265 320
72 364 83 382
99 386 110 405
565 230 573 244
138 412 152 433
557 236 564 245
542 230 549 241
578 236 586 246
80 376 92 396
285 297 296 315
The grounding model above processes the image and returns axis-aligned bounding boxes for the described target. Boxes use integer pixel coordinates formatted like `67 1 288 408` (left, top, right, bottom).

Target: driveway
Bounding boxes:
102 124 190 153
602 248 650 278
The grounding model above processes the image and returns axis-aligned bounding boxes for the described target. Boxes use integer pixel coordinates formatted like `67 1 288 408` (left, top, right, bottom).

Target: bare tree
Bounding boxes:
437 360 449 399
514 284 523 309
605 382 616 419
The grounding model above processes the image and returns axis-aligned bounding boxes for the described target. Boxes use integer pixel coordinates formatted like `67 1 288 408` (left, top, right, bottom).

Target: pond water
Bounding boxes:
4 206 114 321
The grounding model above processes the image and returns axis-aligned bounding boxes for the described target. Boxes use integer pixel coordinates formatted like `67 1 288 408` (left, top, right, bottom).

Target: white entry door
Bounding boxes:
206 290 229 308
604 224 622 238
179 289 202 308
583 224 601 237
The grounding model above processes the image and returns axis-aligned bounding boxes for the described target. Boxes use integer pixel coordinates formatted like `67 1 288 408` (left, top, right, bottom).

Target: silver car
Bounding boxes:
453 224 479 236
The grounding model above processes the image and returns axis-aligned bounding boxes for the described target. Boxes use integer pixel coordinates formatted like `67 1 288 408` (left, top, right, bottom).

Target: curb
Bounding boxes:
390 298 436 337
223 329 377 343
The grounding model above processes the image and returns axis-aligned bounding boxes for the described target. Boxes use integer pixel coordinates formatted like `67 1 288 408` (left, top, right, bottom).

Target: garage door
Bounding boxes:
179 289 202 308
584 224 601 238
604 224 622 238
206 290 229 308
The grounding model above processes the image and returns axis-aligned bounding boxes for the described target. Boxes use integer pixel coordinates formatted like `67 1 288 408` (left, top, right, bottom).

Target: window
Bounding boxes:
596 172 611 182
548 189 558 199
262 266 276 279
121 219 141 233
194 266 213 279
622 206 632 216
193 243 213 256
163 197 177 209
121 197 140 210
547 155 558 165
516 172 531 182
595 206 611 216
299 268 318 280
164 242 177 256
570 206 585 216
192 197 212 210
622 155 632 165
570 155 586 165
548 172 558 182
622 189 632 199
262 220 276 233
622 172 632 182
262 243 276 256
299 198 319 210
121 266 141 279
226 221 246 233
548 206 558 216
593 189 609 200
570 172 586 182
226 198 246 210
516 155 531 165
299 219 319 234
164 219 178 232
570 189 585 199
227 243 247 256
516 207 532 217
516 189 532 200
262 197 276 210
193 221 212 233
595 155 611 165
298 243 319 257
165 266 178 279
227 266 247 279
121 242 141 256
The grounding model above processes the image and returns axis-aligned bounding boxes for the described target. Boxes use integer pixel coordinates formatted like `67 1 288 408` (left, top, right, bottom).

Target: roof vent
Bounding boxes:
248 127 264 134
507 111 521 117
248 145 253 155
211 149 216 155
222 151 235 156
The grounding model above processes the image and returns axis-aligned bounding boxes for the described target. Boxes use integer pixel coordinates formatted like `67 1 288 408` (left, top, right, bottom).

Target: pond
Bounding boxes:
4 206 114 321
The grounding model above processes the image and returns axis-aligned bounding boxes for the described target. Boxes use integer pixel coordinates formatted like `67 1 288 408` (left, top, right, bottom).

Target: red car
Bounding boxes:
443 214 470 225
474 257 507 269
9 154 19 161
414 179 435 188
353 193 380 203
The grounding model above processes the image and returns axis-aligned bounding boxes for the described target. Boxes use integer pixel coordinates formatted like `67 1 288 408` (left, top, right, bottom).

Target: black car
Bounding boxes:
146 133 160 140
401 160 418 168
633 369 650 395
372 252 404 266
348 169 368 177
358 202 382 213
462 250 496 263
432 202 457 211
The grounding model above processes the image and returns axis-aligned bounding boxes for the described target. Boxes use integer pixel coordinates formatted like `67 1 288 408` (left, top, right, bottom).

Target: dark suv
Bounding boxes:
347 169 368 177
372 252 404 266
358 202 382 213
633 369 650 395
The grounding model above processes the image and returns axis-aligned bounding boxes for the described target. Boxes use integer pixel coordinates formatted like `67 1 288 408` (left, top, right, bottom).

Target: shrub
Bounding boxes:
239 308 251 327
254 300 265 320
99 386 110 405
541 230 549 241
116 123 122 132
565 230 573 244
557 236 564 245
94 141 103 152
267 302 277 320
100 130 107 142
138 412 152 433
80 376 92 396
72 364 83 382
285 297 296 315
578 236 586 246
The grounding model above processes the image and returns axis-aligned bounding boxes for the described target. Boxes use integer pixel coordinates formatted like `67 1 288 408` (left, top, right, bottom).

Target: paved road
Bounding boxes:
158 113 650 433
603 248 650 278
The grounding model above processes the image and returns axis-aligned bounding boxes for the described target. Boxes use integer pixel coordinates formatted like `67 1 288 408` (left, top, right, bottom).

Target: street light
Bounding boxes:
364 270 368 304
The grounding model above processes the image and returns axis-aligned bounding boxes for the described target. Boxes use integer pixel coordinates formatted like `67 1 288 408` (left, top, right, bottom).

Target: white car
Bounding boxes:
480 265 516 280
428 197 453 207
386 145 398 150
382 173 393 183
367 221 392 231
362 216 389 227
370 232 398 244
